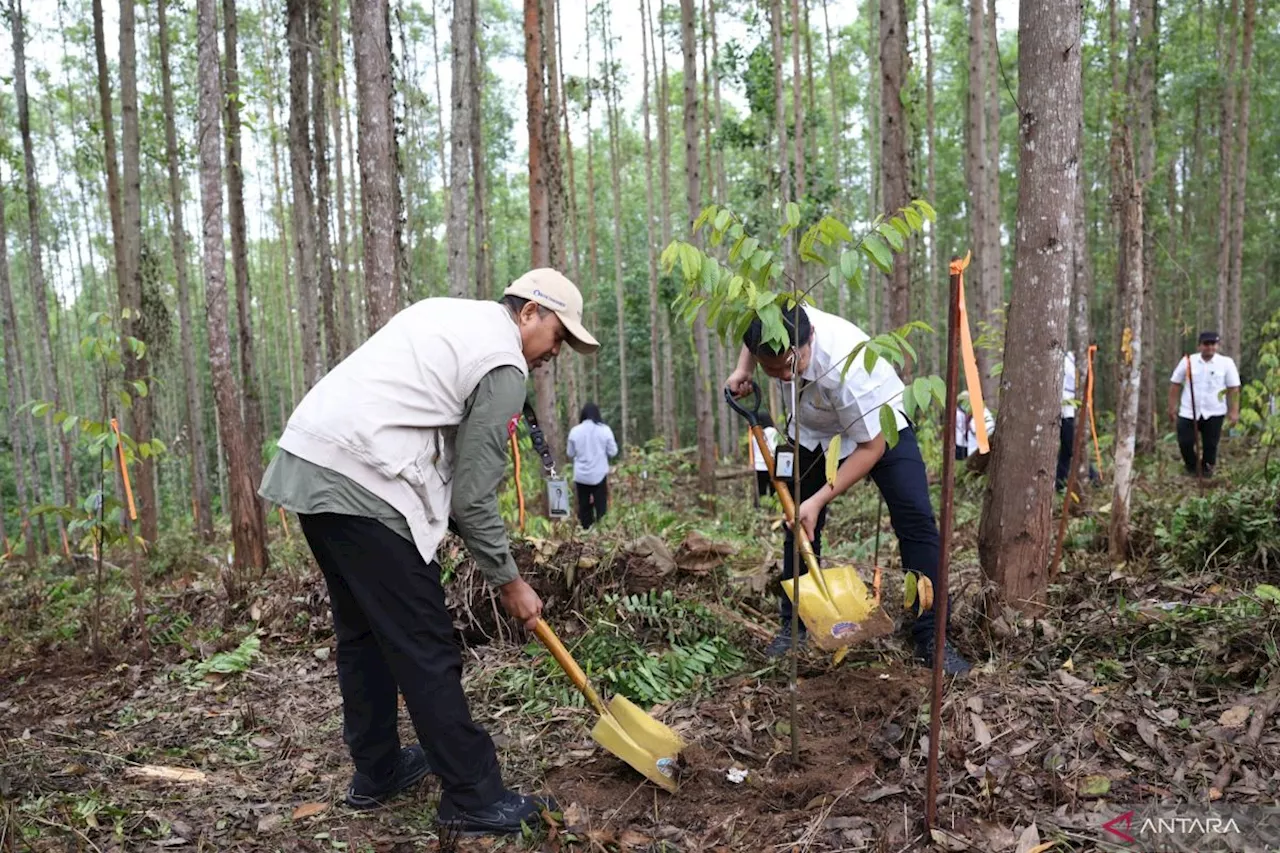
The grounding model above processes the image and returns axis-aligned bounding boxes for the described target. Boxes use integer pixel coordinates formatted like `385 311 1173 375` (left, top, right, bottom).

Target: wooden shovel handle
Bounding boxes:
533 619 609 717
751 425 830 597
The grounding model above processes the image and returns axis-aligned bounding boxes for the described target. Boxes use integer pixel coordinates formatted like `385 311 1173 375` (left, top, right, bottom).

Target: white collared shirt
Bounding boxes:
778 307 908 453
1169 353 1240 419
1061 351 1078 420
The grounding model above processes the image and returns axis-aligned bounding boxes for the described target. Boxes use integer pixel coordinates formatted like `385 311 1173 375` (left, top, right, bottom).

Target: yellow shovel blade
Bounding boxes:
782 565 896 651
589 695 685 792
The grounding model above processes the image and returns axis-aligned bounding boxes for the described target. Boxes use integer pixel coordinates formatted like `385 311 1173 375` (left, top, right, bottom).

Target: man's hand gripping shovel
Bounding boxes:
725 382 896 652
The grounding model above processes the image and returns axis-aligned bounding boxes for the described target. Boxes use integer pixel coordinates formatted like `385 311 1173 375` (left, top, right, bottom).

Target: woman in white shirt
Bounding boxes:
565 402 619 529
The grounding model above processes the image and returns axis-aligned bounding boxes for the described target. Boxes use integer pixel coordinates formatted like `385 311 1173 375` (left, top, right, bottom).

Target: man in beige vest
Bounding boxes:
260 270 597 834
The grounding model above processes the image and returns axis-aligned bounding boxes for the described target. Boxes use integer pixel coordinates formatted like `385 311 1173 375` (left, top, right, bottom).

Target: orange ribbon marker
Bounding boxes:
949 252 989 454
1086 344 1102 474
110 418 138 522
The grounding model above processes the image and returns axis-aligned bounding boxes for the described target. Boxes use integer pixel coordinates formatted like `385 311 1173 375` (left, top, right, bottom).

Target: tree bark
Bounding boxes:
703 0 729 455
642 0 662 443
289 0 323 387
983 0 1002 322
222 0 266 498
965 0 997 400
657 0 678 447
1226 0 1254 352
770 0 790 236
197 0 269 584
526 0 563 457
602 6 631 447
431 0 451 228
924 0 940 375
329 0 354 356
447 0 475 298
790 0 805 285
1110 142 1144 560
977 0 1080 612
159 0 214 539
0 170 37 554
1214 0 1239 334
821 0 846 317
307 0 339 372
353 0 402 333
1071 98 1094 486
1131 0 1157 454
681 0 715 498
471 1 491 300
880 0 911 333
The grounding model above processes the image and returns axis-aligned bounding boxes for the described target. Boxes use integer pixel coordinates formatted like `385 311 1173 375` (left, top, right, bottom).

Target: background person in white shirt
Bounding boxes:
726 304 971 675
565 402 618 529
1056 351 1099 491
1167 330 1241 477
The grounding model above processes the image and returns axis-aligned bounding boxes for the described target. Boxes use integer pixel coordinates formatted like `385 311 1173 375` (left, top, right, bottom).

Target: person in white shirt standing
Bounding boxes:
1167 331 1241 477
726 304 971 675
565 402 618 529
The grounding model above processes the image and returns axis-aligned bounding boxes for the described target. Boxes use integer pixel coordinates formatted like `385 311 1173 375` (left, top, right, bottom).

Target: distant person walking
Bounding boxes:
566 403 618 529
1168 331 1241 478
1056 351 1098 491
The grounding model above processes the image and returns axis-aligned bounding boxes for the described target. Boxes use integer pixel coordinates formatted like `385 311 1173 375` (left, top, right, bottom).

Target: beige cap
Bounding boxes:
503 269 600 354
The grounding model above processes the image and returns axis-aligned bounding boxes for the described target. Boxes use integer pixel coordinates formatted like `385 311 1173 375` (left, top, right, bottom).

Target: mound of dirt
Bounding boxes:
544 665 929 850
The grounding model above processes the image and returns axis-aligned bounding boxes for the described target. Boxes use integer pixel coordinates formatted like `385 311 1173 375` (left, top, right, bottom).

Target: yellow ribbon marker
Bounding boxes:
1086 344 1103 474
110 418 138 522
950 252 989 454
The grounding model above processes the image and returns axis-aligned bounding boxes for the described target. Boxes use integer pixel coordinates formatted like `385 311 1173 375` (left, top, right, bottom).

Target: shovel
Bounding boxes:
725 383 895 651
533 619 685 792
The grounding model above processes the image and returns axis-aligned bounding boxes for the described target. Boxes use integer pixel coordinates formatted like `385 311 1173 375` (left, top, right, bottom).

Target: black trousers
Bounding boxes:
778 428 942 643
756 470 773 498
299 513 505 812
1177 415 1225 472
575 479 609 529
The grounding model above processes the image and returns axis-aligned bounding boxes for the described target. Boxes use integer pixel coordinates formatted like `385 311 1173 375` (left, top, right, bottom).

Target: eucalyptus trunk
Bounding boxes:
880 0 911 333
309 0 339 369
603 6 630 447
447 0 475 298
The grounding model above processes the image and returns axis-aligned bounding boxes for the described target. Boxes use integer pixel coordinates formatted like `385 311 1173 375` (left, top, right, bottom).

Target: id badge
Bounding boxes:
546 479 571 518
774 446 795 479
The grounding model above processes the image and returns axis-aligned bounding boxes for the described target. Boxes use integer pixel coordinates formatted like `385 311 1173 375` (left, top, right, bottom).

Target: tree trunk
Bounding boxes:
197 0 269 584
924 0 940 375
15 0 74 550
0 173 36 554
880 0 910 334
657 0 678 447
1226 0 1255 352
223 0 266 497
472 3 491 300
288 0 323 386
526 0 563 457
1071 99 1094 486
681 0 715 498
353 0 402 332
1214 0 1239 334
821 0 846 316
603 7 631 447
159 0 214 540
544 0 566 274
642 0 662 443
965 0 997 400
983 0 1002 320
977 0 1080 612
329 0 354 356
703 0 730 455
431 0 451 231
770 0 790 236
447 0 475 298
307 0 339 371
790 0 805 284
1110 142 1144 560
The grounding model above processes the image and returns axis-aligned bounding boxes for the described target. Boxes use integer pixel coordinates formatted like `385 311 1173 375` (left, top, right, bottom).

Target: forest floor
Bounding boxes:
2 438 1279 852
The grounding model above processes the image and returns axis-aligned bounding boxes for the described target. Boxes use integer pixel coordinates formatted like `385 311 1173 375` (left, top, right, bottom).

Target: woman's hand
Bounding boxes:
795 494 826 543
499 577 543 630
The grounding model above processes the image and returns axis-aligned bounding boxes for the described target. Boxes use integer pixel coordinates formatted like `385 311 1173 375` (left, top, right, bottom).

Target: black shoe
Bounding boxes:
1203 463 1215 478
765 623 808 658
437 790 558 836
914 637 972 676
345 745 432 810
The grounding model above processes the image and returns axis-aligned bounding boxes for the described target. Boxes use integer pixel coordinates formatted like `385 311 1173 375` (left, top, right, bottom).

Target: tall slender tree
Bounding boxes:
159 0 214 539
1110 140 1145 559
197 0 269 582
288 0 323 385
472 0 491 300
328 0 355 356
0 160 37 554
13 0 75 549
448 0 476 298
309 0 339 369
353 0 402 332
1213 0 1239 334
978 0 1081 610
924 0 940 373
881 0 911 331
1226 0 1255 351
642 0 662 442
226 0 266 492
602 5 631 446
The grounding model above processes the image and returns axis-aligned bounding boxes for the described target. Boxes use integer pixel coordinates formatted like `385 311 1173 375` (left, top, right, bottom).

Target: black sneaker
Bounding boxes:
345 745 432 810
437 790 558 836
914 637 973 676
765 623 808 658
1203 463 1215 478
